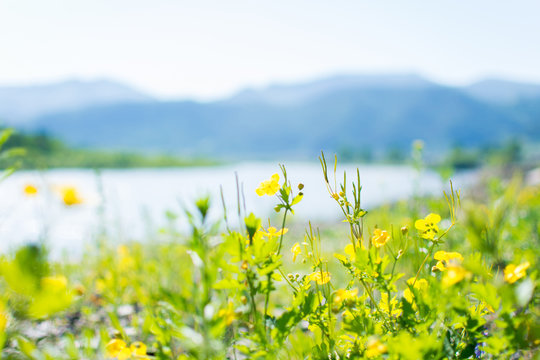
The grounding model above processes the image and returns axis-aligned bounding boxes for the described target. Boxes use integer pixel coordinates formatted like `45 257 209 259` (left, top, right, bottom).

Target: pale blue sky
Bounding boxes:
1 0 539 99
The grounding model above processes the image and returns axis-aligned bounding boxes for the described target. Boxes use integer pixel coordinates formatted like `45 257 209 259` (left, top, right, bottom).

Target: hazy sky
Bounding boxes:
1 0 539 99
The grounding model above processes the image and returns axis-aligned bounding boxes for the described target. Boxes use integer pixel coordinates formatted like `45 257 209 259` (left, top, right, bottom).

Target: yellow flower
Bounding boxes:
432 261 446 272
432 251 464 272
260 226 288 240
371 228 390 248
365 338 387 358
106 339 132 360
333 288 358 305
442 265 467 287
217 302 236 326
24 184 38 196
59 186 83 206
434 251 463 263
106 339 148 360
344 241 363 262
344 243 356 262
403 278 428 303
309 271 331 285
291 242 301 262
129 342 147 357
504 261 530 284
255 173 280 196
415 213 441 240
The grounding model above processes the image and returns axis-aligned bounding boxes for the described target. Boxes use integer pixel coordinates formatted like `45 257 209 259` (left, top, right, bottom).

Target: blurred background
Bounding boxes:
0 0 539 252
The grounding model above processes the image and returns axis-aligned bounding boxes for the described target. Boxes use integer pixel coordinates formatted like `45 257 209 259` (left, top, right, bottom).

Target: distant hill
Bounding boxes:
0 79 154 124
464 79 540 104
227 74 435 106
1 74 539 160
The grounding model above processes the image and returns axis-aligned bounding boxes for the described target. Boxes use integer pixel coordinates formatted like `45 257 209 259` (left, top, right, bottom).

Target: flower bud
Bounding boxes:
401 226 409 235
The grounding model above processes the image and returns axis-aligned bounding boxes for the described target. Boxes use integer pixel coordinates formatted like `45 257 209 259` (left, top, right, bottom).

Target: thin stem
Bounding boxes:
413 241 436 286
277 208 289 254
263 272 271 334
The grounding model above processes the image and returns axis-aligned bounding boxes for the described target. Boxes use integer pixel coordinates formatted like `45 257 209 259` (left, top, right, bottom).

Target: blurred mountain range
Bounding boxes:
1 74 539 160
0 79 153 122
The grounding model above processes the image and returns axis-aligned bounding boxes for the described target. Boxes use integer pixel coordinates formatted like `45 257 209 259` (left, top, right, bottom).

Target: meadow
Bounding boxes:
0 131 538 359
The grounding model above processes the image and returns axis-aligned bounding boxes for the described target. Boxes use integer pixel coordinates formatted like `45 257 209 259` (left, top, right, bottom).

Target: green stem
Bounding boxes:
413 241 436 286
276 208 289 254
264 272 272 334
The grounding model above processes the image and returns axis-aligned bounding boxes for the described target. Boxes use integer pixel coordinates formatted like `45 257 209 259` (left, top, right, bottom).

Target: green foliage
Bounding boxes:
0 155 538 359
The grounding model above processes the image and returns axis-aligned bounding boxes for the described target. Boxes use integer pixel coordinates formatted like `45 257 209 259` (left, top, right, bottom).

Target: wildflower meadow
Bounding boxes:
0 132 538 359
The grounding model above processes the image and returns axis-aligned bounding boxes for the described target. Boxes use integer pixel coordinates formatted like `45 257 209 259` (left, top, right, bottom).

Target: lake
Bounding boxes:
0 163 477 254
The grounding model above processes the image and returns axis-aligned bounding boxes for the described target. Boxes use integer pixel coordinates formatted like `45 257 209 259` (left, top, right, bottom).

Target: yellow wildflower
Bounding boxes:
106 339 132 360
106 339 148 360
260 226 288 240
403 278 428 303
291 242 301 262
129 342 147 357
24 184 38 196
217 302 236 325
333 288 358 305
344 243 356 262
59 186 83 206
432 251 464 272
442 265 468 287
415 213 441 240
344 241 363 262
309 271 331 285
504 261 530 284
365 338 387 358
434 251 463 263
371 228 390 248
255 173 280 196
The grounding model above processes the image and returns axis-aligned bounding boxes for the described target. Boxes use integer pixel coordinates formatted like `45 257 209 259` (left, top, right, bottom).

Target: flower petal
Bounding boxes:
415 219 427 231
426 213 441 224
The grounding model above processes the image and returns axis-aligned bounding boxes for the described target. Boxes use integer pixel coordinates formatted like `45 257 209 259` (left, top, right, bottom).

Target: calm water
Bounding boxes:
0 163 476 253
